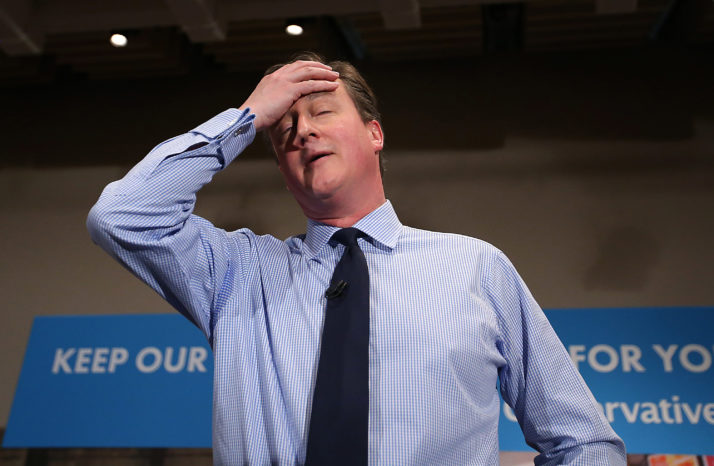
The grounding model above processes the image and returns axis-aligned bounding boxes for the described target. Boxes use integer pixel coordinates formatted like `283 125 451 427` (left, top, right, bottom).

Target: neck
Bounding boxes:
302 191 386 228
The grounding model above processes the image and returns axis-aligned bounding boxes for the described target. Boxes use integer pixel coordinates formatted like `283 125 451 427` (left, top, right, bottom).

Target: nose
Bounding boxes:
295 114 318 145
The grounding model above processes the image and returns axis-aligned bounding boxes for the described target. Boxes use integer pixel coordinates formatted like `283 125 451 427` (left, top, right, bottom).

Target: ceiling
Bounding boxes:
0 0 712 86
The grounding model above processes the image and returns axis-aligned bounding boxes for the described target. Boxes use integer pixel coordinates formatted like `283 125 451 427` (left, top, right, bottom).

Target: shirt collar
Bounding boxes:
303 200 402 258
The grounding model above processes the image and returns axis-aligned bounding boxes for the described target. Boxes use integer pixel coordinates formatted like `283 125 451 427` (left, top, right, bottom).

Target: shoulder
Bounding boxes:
399 225 503 260
397 225 522 288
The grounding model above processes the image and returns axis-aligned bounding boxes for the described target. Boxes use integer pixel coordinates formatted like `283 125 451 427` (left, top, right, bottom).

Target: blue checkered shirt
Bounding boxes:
88 108 626 465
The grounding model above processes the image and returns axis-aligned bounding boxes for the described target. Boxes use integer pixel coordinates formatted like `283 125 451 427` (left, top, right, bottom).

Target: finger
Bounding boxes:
293 79 340 98
289 66 339 83
290 60 333 71
274 60 332 77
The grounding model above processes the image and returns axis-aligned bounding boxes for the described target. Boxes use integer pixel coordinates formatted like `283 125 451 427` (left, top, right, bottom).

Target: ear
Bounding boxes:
366 120 384 153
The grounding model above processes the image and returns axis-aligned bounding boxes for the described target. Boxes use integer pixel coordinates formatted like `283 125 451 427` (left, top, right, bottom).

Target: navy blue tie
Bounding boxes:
305 227 369 465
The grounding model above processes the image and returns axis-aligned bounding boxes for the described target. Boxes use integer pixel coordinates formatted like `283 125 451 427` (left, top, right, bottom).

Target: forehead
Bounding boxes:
305 90 338 102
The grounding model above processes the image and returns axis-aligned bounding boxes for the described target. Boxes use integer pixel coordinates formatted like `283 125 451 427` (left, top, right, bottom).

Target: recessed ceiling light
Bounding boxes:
110 33 128 48
285 24 303 36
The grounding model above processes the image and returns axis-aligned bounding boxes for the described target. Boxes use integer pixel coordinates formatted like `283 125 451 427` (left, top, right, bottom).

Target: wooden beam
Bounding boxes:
379 0 421 30
0 0 44 55
164 0 226 42
596 0 637 15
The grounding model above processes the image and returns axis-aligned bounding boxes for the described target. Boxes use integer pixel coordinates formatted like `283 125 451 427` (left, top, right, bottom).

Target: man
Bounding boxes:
88 53 626 465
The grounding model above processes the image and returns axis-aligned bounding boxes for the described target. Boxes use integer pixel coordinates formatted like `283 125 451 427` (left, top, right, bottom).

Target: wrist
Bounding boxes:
240 105 264 131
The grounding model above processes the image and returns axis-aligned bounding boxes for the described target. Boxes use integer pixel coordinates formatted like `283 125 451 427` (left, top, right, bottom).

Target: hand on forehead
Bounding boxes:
241 60 340 131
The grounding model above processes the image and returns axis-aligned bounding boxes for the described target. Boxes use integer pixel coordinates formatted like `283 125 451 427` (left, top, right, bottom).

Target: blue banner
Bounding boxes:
499 307 714 454
4 307 714 453
3 314 213 447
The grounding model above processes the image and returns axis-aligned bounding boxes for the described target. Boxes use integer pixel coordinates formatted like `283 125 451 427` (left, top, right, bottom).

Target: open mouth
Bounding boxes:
309 152 332 164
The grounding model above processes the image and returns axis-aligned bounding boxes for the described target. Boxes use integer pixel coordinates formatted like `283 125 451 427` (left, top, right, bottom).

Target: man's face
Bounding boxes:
268 81 383 216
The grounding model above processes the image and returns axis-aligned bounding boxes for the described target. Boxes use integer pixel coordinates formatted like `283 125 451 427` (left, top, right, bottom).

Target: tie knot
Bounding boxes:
331 227 363 247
